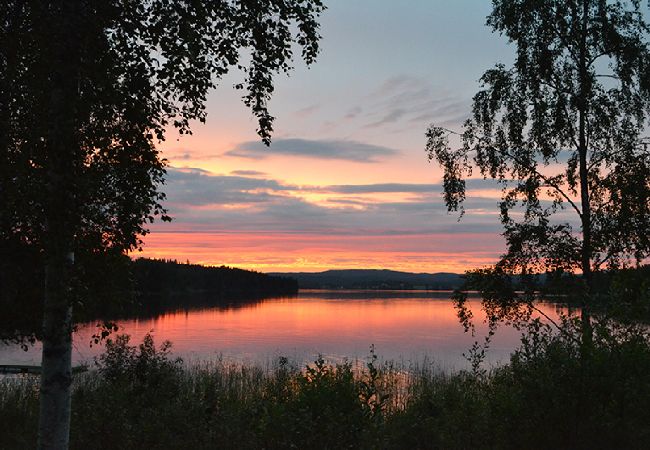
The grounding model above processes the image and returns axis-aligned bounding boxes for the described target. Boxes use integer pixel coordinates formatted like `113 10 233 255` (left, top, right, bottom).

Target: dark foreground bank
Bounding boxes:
3 319 650 450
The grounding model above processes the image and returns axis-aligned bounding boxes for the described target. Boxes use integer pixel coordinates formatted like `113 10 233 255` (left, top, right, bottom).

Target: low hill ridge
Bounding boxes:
268 269 463 290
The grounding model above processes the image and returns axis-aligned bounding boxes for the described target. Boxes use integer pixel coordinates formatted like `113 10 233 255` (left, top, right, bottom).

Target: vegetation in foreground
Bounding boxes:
2 320 650 450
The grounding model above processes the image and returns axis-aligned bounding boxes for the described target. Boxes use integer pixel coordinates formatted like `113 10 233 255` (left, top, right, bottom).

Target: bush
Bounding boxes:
2 328 650 449
96 333 182 385
384 319 650 449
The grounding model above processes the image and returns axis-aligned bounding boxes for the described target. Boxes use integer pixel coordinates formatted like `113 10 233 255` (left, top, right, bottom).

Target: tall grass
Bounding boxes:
2 325 650 449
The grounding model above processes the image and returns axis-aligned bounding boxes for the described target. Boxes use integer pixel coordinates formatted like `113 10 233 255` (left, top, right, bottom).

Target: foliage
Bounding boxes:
592 264 650 321
95 333 182 386
3 328 650 449
0 377 39 449
2 2 325 444
386 319 650 449
0 0 325 341
426 0 650 279
133 258 298 297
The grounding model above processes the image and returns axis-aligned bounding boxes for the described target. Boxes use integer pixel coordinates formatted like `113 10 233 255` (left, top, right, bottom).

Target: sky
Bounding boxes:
138 0 519 273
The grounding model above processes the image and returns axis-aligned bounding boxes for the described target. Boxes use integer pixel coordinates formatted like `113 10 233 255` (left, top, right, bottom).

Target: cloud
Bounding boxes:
344 106 363 119
164 169 503 211
365 108 408 128
224 138 399 163
324 183 440 194
369 75 417 97
314 179 500 195
230 170 267 177
164 168 292 206
325 198 369 206
164 148 219 162
159 169 505 237
359 75 470 131
295 104 320 116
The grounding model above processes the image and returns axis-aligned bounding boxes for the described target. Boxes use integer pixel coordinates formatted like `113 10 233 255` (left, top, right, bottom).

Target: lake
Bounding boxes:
0 290 570 371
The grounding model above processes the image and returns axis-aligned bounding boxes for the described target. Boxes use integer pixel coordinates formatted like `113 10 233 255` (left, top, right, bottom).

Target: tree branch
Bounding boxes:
502 149 584 220
541 74 581 149
551 9 581 64
593 251 614 271
529 302 583 346
588 143 645 170
434 128 584 220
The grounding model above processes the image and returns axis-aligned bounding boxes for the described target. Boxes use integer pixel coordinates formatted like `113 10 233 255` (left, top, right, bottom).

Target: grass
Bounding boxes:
2 325 650 449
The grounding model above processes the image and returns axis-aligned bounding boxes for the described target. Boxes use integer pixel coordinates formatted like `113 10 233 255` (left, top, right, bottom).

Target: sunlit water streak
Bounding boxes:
0 290 572 371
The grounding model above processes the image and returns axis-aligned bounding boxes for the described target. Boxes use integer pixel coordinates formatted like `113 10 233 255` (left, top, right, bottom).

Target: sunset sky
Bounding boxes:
139 0 517 273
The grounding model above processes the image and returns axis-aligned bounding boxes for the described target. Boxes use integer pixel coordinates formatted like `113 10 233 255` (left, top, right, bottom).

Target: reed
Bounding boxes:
2 326 650 449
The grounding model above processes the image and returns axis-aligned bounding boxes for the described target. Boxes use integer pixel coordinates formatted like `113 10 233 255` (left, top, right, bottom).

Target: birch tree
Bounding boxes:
426 0 650 343
0 1 324 448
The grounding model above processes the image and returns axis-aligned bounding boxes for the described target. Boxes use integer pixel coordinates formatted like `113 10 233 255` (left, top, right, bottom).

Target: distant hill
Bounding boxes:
268 269 463 290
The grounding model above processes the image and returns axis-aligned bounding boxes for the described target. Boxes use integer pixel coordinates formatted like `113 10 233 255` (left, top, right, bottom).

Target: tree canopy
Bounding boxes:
427 0 650 281
1 1 325 448
1 0 324 339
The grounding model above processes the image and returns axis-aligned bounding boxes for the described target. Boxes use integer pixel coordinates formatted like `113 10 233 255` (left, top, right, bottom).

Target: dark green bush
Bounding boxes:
2 325 650 450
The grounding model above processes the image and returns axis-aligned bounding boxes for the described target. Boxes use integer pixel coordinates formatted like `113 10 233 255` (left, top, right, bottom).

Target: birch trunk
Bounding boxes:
37 253 74 450
37 3 79 447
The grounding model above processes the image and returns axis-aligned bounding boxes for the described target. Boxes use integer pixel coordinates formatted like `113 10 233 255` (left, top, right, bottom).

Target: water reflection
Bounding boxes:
0 290 572 371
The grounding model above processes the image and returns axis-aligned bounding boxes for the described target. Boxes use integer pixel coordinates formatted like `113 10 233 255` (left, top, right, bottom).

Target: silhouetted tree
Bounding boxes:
426 0 650 346
0 1 324 448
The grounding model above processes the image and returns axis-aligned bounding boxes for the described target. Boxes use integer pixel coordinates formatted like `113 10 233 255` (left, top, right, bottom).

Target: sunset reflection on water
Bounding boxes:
1 290 571 371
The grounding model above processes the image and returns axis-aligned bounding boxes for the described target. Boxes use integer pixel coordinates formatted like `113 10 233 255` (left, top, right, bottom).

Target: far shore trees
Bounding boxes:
426 0 650 345
0 1 324 448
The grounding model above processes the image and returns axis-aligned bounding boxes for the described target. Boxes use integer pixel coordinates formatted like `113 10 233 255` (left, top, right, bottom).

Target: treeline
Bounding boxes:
133 258 298 297
80 258 299 320
540 265 650 320
1 255 297 341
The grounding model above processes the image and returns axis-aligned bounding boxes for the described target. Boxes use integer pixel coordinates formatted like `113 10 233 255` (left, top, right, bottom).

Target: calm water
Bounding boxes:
1 290 570 371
